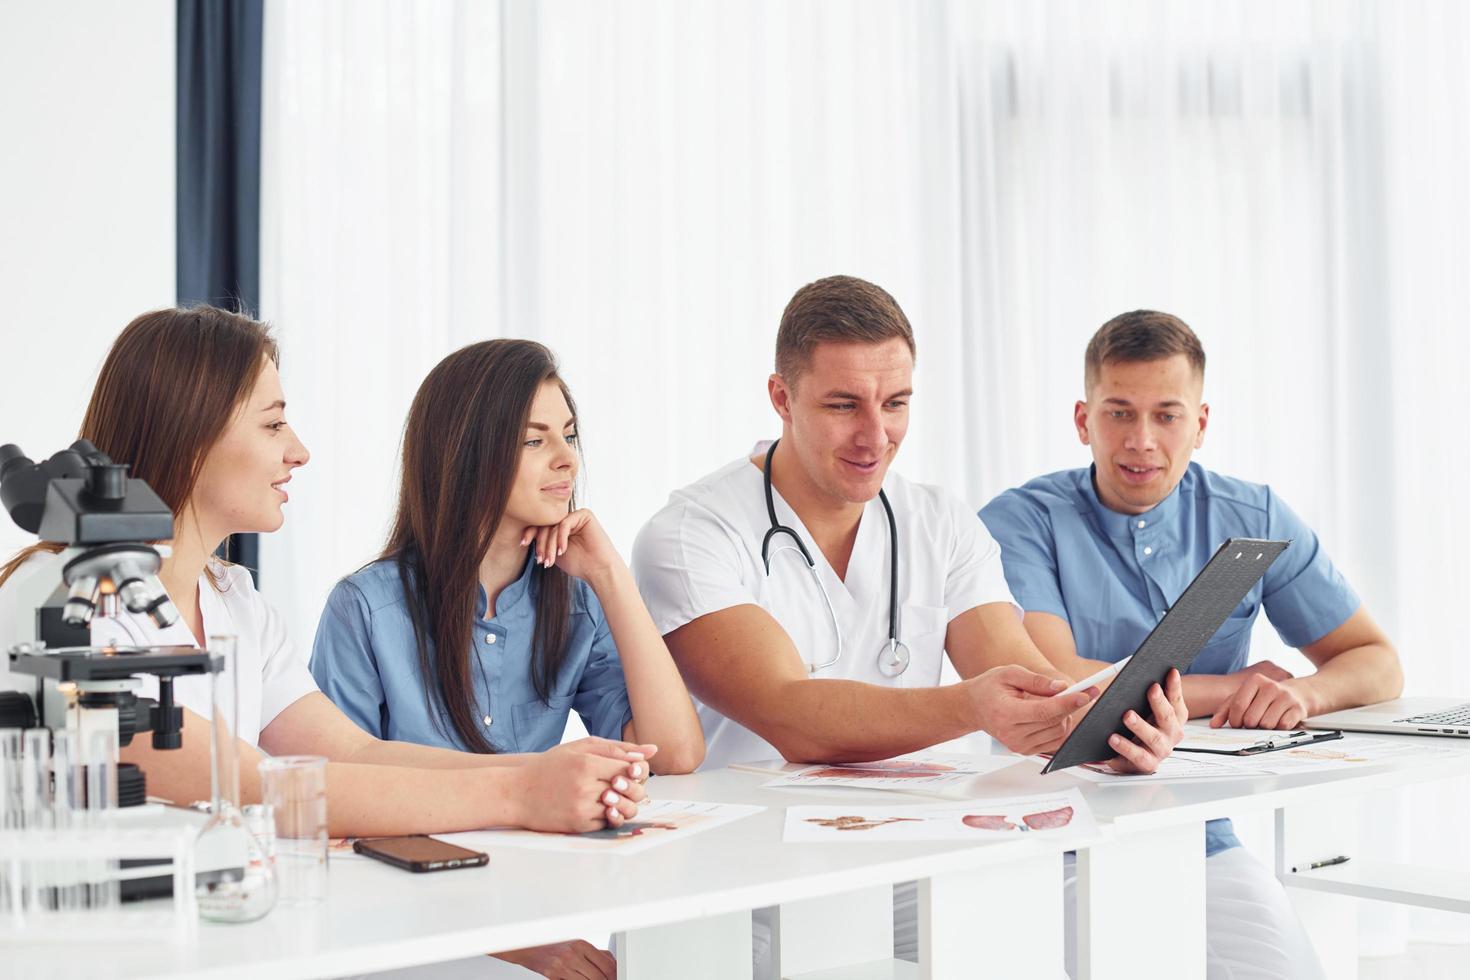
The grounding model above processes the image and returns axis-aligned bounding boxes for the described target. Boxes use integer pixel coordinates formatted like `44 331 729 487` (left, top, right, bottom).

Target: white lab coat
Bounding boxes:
0 553 316 747
631 454 1018 771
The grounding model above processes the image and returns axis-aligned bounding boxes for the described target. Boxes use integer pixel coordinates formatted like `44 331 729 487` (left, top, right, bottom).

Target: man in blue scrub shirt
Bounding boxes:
981 309 1403 979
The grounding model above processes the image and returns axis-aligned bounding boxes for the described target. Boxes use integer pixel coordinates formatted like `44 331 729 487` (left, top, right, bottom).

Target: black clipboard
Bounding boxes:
1042 537 1291 773
1176 728 1344 756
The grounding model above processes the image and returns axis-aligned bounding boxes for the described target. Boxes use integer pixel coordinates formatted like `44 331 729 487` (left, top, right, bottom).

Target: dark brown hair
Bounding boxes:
382 340 577 754
775 275 917 386
1 306 278 588
1084 310 1206 394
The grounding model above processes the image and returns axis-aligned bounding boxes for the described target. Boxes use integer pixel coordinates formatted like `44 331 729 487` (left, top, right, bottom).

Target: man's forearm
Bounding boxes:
750 679 978 764
1294 644 1404 716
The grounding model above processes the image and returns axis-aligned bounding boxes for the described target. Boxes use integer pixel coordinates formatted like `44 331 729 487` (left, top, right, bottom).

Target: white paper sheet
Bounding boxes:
1050 732 1456 783
1175 723 1324 753
1060 752 1262 782
757 753 1023 798
435 799 764 856
1231 735 1456 774
783 788 1096 843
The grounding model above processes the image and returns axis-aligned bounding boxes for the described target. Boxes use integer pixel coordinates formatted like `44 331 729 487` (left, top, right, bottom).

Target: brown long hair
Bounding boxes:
0 306 278 588
383 340 578 754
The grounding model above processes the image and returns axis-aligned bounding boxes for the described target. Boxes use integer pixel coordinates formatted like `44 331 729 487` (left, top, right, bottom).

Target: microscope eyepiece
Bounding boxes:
69 439 110 466
0 444 43 532
85 463 129 501
0 443 28 479
2 440 168 543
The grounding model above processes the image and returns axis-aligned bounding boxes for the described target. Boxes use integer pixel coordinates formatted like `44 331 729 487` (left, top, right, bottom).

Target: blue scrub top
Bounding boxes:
310 554 634 754
980 462 1360 855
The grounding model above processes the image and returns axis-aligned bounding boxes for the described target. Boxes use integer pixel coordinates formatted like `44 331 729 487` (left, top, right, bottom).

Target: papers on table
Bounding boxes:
1232 735 1456 774
1051 730 1457 783
1062 752 1259 782
1175 723 1337 754
783 789 1096 843
1176 726 1302 753
749 753 1023 798
437 800 763 856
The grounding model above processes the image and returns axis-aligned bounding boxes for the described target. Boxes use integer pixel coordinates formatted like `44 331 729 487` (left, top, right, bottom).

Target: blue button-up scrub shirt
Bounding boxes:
980 462 1360 855
310 556 634 753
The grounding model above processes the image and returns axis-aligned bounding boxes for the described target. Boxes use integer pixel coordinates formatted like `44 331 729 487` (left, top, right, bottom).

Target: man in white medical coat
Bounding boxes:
632 275 1188 969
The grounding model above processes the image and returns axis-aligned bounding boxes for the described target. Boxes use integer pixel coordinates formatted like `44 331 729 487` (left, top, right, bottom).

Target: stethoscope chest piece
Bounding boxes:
878 638 910 678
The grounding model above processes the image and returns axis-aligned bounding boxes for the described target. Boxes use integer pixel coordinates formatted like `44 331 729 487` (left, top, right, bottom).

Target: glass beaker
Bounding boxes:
194 634 277 923
257 755 327 905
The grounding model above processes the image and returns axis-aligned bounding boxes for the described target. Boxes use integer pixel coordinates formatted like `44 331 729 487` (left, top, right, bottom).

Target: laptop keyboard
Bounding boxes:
1399 703 1470 725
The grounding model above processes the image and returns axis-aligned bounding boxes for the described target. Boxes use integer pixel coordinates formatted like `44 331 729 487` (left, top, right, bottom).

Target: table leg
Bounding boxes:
616 908 753 980
917 850 1064 980
774 884 893 977
1076 823 1205 980
1276 802 1361 980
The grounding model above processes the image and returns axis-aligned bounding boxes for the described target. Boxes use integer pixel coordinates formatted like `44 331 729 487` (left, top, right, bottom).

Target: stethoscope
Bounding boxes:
760 439 909 677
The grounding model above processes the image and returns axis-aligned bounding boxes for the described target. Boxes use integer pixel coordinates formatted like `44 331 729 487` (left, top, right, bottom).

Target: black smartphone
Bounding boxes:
353 835 490 873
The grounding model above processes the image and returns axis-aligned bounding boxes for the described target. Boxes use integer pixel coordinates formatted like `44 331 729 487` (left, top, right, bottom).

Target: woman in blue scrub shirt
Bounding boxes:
311 339 705 776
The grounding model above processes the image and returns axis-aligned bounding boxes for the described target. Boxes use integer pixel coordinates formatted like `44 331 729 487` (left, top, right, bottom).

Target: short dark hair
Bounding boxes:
1085 310 1206 394
775 275 916 385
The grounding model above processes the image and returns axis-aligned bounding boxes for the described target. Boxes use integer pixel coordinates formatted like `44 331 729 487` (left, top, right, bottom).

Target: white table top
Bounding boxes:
5 771 1073 979
986 734 1470 832
10 732 1469 979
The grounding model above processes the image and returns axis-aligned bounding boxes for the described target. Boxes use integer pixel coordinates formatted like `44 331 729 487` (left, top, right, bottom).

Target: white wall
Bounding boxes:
0 1 175 561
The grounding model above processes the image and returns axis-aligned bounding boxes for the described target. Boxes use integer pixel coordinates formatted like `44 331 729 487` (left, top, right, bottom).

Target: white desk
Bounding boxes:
4 770 1080 980
979 736 1470 979
8 734 1470 980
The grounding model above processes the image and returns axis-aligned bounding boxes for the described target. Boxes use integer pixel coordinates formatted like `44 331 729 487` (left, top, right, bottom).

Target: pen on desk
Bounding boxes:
1054 656 1133 698
1290 855 1350 873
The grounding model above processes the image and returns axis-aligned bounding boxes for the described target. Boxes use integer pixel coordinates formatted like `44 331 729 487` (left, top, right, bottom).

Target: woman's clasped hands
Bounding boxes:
513 736 656 833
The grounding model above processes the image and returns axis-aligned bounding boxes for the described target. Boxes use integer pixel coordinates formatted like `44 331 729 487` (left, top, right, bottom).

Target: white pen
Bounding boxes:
1054 655 1133 698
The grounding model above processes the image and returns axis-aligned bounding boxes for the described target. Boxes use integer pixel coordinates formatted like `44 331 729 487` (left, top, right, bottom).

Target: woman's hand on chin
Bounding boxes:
520 508 624 584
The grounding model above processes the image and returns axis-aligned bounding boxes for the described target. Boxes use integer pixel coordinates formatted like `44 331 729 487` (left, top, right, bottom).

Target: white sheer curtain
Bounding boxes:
260 0 969 645
260 0 1470 950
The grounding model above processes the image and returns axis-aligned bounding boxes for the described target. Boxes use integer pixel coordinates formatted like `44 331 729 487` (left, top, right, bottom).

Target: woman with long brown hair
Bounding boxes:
310 340 704 773
0 307 653 840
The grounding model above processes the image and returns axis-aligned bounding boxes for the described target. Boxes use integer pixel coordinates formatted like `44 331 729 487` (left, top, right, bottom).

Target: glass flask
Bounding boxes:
194 634 277 922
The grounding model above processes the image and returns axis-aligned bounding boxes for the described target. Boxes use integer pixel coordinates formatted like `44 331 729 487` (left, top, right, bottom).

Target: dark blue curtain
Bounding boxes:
177 0 264 583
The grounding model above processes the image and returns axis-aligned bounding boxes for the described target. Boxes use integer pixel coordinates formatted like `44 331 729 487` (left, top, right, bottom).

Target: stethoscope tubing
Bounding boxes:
759 439 904 674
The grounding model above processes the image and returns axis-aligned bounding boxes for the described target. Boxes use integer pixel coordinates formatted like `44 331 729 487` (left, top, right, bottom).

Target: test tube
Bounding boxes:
20 729 50 912
50 728 77 910
87 730 118 911
87 730 117 813
0 729 21 830
51 730 80 822
20 729 49 831
0 730 18 918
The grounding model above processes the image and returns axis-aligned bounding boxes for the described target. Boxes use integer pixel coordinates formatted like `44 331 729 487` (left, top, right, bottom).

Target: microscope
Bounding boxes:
0 441 234 902
0 440 215 804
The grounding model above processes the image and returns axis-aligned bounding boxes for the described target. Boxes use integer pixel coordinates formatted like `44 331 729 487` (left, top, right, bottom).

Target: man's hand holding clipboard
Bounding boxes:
1042 538 1291 774
1063 666 1190 774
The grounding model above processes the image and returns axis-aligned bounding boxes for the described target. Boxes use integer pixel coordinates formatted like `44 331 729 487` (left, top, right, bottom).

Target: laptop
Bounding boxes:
1306 698 1470 738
